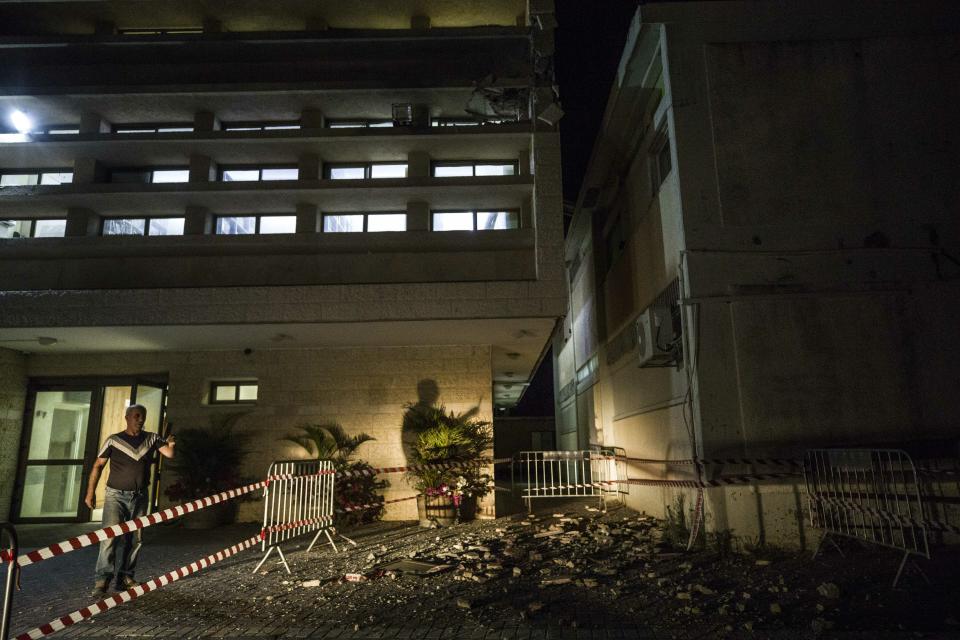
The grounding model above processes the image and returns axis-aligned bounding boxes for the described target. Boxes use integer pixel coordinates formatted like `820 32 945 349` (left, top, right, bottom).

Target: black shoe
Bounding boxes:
91 579 109 598
117 576 141 590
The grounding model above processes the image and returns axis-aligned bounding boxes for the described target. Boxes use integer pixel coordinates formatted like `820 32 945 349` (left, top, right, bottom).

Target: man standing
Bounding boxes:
84 404 175 596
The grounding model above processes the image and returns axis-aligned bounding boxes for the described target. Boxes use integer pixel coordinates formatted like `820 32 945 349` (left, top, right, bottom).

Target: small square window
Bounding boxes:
33 220 66 237
151 169 190 183
477 211 519 230
370 164 407 179
261 168 298 181
0 220 33 238
329 166 366 180
148 218 185 236
475 164 516 176
434 165 473 178
40 172 73 185
323 214 364 233
103 218 146 235
216 216 256 235
210 381 258 404
222 169 260 182
433 212 474 231
1 174 39 187
258 216 297 234
367 214 406 232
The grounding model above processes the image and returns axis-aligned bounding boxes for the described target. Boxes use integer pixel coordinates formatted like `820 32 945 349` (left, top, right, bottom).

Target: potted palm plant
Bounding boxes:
163 414 253 529
281 423 387 526
403 403 492 526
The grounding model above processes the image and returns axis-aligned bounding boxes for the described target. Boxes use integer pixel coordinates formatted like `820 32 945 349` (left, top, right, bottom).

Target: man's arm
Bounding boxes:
84 457 108 509
158 434 176 459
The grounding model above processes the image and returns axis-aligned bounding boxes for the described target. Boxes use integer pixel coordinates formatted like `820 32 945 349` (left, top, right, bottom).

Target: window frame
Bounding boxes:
321 211 407 233
217 164 300 182
0 218 67 239
212 214 298 235
431 160 519 177
324 162 408 180
220 121 301 132
209 380 259 405
325 119 394 129
111 123 194 134
108 166 190 184
650 124 672 191
430 209 521 232
100 216 186 237
0 168 74 187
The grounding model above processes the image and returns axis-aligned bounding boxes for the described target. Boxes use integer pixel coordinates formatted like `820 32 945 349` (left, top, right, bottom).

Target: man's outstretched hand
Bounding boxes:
84 493 96 509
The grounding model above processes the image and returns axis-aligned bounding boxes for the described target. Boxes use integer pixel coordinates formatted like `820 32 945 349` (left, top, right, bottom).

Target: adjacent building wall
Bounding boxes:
26 345 493 521
0 348 27 521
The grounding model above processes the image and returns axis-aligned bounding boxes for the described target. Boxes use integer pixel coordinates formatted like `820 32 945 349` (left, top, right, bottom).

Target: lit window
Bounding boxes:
257 216 297 234
323 212 405 233
327 163 408 179
432 161 517 177
1 170 73 187
210 381 258 404
109 168 189 184
150 169 189 183
222 121 300 132
219 167 299 182
114 123 194 134
0 219 66 239
432 210 519 231
102 217 185 236
215 215 295 235
327 120 393 129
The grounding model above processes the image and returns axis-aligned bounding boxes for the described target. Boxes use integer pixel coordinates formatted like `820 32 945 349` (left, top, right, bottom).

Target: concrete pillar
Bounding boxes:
407 150 431 179
521 196 533 229
296 203 319 233
72 158 106 184
79 111 111 134
406 201 430 231
519 149 531 176
93 21 116 35
298 154 322 181
194 111 221 132
301 109 326 130
183 206 212 235
189 154 217 182
410 14 431 30
411 104 431 129
65 208 100 237
0 348 27 522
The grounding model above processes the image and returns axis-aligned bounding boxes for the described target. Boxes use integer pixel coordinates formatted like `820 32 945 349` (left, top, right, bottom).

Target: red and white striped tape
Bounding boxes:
338 457 511 479
811 494 960 534
338 494 420 513
0 481 266 567
262 515 334 535
13 533 262 640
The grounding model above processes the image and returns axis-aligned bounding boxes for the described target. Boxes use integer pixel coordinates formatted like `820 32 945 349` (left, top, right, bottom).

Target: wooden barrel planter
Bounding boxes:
417 494 479 527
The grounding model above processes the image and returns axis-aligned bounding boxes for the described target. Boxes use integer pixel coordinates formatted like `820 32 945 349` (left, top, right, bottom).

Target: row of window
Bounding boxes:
0 210 520 239
16 118 516 137
0 161 518 187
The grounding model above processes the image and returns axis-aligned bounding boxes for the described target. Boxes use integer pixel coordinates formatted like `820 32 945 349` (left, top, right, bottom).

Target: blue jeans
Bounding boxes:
94 487 147 583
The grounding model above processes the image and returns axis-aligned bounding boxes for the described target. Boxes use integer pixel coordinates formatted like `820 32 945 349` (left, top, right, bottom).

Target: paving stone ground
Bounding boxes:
4 504 958 640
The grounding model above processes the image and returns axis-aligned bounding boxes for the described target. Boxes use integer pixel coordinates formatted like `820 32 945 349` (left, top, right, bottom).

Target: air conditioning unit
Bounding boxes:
636 306 678 368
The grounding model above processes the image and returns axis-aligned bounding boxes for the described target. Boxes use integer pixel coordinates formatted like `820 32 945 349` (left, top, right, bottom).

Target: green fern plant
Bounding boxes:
282 423 375 467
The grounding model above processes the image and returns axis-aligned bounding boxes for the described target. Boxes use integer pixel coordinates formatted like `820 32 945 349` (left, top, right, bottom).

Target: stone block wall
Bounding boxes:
25 344 493 522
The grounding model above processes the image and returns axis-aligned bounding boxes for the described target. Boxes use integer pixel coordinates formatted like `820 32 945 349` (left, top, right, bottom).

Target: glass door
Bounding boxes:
16 388 98 521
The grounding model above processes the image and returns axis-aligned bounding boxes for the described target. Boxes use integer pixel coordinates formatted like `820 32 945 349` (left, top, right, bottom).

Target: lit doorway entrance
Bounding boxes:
12 377 168 523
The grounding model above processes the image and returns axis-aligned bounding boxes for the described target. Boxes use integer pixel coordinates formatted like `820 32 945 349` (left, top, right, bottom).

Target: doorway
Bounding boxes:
13 377 168 523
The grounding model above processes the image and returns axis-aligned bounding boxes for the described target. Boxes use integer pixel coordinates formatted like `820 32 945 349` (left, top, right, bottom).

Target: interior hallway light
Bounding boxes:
10 109 33 133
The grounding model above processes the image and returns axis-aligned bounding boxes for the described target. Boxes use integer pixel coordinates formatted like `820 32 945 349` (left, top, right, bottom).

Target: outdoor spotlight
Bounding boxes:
10 109 33 134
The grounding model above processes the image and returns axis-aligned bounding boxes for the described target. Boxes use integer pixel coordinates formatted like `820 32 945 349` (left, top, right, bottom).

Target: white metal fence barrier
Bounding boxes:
254 459 354 574
512 450 627 512
804 448 929 587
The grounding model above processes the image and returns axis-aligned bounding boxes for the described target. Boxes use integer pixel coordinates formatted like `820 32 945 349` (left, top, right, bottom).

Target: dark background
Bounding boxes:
513 0 638 417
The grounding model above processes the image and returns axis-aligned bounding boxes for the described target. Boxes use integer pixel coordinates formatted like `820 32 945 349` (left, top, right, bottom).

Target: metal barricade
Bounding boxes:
804 448 929 586
512 450 627 512
1 523 18 640
254 459 353 574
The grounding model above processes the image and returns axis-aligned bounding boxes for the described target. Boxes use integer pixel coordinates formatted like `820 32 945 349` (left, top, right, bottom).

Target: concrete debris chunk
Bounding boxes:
817 582 841 599
301 579 322 588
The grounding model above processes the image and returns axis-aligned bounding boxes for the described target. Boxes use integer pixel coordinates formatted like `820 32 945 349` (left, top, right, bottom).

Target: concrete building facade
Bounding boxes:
0 0 565 522
555 1 960 546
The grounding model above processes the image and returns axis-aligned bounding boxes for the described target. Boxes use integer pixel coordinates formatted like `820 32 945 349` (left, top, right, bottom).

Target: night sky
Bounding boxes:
513 1 638 416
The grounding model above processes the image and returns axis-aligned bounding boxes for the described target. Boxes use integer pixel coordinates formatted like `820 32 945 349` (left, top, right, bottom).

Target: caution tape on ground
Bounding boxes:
337 494 419 513
13 533 262 640
0 481 266 567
